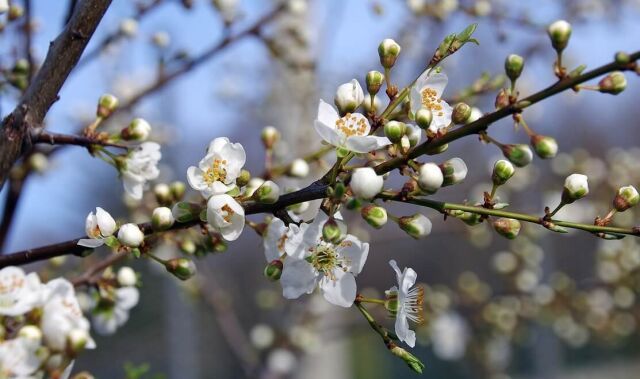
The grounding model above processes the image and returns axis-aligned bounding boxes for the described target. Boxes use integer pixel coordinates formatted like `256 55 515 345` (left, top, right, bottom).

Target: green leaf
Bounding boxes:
456 23 478 42
132 248 141 258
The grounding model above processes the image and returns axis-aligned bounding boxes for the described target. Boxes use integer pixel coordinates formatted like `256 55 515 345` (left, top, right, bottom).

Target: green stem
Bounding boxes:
489 183 498 200
355 301 391 344
359 297 386 305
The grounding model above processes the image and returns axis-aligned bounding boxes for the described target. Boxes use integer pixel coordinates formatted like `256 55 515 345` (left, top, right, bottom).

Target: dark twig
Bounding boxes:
31 130 128 149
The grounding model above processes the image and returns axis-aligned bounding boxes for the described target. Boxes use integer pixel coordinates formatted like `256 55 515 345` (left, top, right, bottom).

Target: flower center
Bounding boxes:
204 158 228 185
385 286 425 324
309 242 349 279
221 204 235 223
420 87 445 117
0 275 24 298
335 113 367 138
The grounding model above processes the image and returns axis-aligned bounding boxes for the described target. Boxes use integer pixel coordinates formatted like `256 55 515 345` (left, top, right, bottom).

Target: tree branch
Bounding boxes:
31 130 128 149
0 0 113 190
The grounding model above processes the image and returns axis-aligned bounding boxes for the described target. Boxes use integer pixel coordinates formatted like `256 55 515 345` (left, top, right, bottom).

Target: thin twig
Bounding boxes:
31 130 128 149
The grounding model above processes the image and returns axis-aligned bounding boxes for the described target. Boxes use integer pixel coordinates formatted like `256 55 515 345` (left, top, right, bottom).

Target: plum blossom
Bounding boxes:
386 260 424 348
92 286 140 335
77 207 116 248
0 266 43 317
262 218 304 262
409 70 452 131
187 137 246 198
0 337 41 378
280 213 369 307
206 194 245 241
314 100 391 153
121 142 161 200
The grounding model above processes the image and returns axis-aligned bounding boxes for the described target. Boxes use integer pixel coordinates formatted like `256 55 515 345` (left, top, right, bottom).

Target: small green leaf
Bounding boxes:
456 23 478 42
104 236 119 248
599 232 626 240
132 248 141 258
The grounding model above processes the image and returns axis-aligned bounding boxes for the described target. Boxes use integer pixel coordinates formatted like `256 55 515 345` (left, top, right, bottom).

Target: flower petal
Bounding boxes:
281 259 318 299
345 135 391 153
395 313 416 347
339 236 369 275
207 137 230 155
96 207 116 237
317 99 339 127
314 120 343 147
319 270 356 307
77 238 105 248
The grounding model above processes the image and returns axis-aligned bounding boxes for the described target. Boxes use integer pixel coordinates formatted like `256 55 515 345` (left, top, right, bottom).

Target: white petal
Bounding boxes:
395 313 416 347
116 287 140 310
95 207 116 236
316 99 339 128
319 270 357 307
400 267 418 294
122 173 144 200
431 100 453 130
345 135 391 153
207 137 230 155
339 236 369 275
314 120 344 147
425 72 448 98
187 166 208 191
221 142 247 180
77 239 105 248
281 259 318 299
264 218 286 262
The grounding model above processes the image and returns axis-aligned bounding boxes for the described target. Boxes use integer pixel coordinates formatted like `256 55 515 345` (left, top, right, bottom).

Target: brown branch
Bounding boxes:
0 0 113 190
1 50 638 268
71 252 127 287
0 177 26 250
31 130 128 149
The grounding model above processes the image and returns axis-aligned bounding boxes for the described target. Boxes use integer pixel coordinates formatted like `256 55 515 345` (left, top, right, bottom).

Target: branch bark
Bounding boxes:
0 0 113 190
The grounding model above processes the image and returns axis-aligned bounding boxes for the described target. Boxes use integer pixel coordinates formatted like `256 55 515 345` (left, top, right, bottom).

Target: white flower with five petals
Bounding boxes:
0 337 42 378
386 260 424 348
280 213 369 307
206 194 245 241
314 100 391 153
77 207 116 248
187 137 246 198
262 218 304 262
410 71 452 131
121 142 161 200
0 267 42 317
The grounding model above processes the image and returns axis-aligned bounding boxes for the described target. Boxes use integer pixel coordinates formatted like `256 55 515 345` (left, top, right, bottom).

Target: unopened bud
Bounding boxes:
170 181 186 201
440 157 468 186
117 266 137 287
615 52 630 64
253 180 280 204
495 88 510 109
67 328 89 355
261 126 279 149
398 214 432 239
119 18 138 37
121 118 151 141
613 185 639 212
504 54 525 81
389 344 425 374
334 79 364 115
491 159 515 186
400 135 411 154
530 135 558 159
467 107 483 123
405 124 421 147
417 162 444 193
166 258 197 280
322 217 342 243
547 20 571 52
154 183 172 205
598 71 627 95
264 259 283 281
117 223 144 247
451 210 483 226
97 94 118 118
562 173 589 204
13 58 28 75
232 170 250 187
18 325 42 348
350 167 384 200
452 102 472 124
27 152 49 173
384 121 406 143
493 218 521 239
378 38 401 69
361 204 388 228
152 207 175 230
427 143 449 155
8 4 23 20
366 70 385 95
415 108 433 130
152 31 170 48
289 159 309 178
501 144 533 167
180 239 197 255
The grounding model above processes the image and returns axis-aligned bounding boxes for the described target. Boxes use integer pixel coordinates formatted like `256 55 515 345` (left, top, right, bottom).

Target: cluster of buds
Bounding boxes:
154 181 187 206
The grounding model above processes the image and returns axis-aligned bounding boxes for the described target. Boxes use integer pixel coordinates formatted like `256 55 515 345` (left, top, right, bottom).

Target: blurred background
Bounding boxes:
2 0 640 378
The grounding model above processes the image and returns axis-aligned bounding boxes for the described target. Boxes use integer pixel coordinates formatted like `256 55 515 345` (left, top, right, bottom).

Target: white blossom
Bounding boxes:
334 79 364 114
410 71 452 130
280 213 369 307
0 337 41 378
77 207 116 248
350 167 384 200
263 218 304 262
289 159 309 178
117 223 145 247
92 287 140 336
206 194 245 241
122 142 161 200
564 173 589 201
417 163 443 193
0 266 43 317
387 260 424 348
187 137 246 198
314 100 391 153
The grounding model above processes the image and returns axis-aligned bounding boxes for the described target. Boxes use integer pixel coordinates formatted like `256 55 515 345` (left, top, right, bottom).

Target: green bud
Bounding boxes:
171 202 203 223
426 143 448 155
530 135 558 159
264 259 283 281
121 118 151 141
613 185 639 212
169 181 186 201
547 20 572 52
389 344 425 374
504 54 525 81
253 180 280 204
501 144 533 167
598 71 627 95
450 210 483 226
180 239 197 255
615 51 630 64
491 159 515 186
495 88 510 109
378 38 401 69
398 214 432 239
322 217 342 243
415 108 433 130
152 207 175 230
365 70 385 95
261 126 279 149
8 4 23 20
361 204 388 229
346 197 362 210
400 135 411 154
66 329 89 356
165 258 197 281
13 59 29 75
440 157 468 186
562 173 589 203
97 94 119 118
493 218 521 239
384 121 406 143
452 102 472 124
236 169 251 187
384 289 399 315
